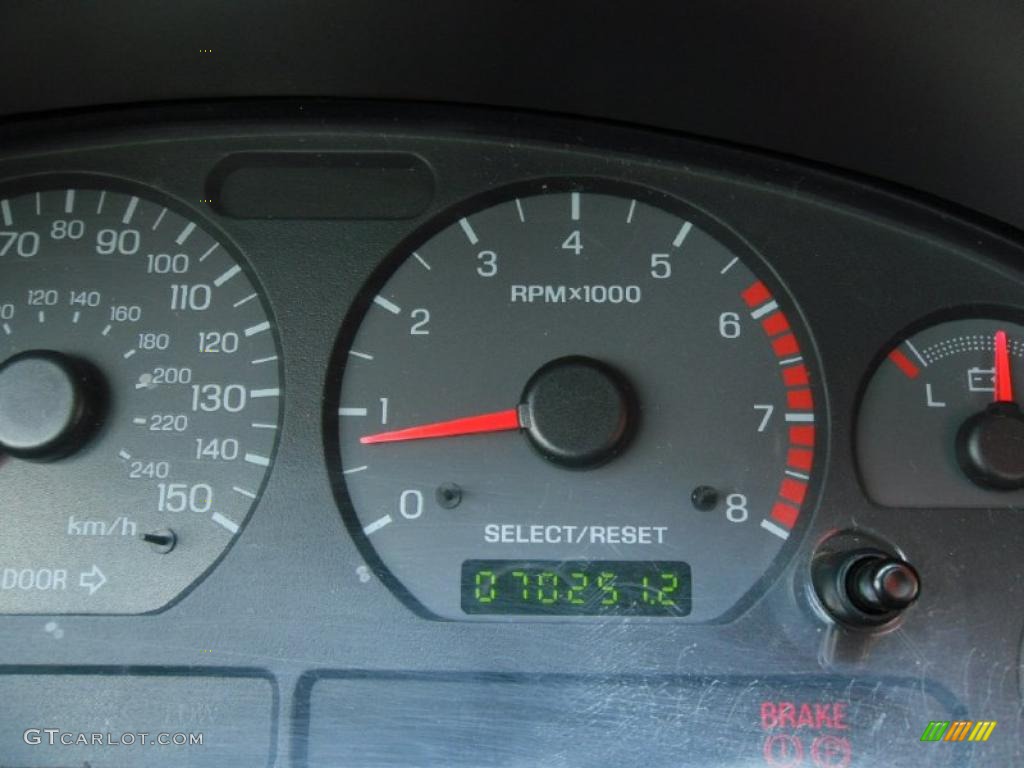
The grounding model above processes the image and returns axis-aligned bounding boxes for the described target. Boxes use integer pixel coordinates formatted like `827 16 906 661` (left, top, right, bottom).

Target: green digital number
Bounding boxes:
511 570 529 601
568 571 588 604
642 571 679 605
598 571 618 605
658 572 679 606
536 571 559 604
474 570 497 603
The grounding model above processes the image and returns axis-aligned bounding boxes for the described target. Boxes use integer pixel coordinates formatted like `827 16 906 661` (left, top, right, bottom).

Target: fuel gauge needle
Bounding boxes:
995 329 1014 403
360 408 522 445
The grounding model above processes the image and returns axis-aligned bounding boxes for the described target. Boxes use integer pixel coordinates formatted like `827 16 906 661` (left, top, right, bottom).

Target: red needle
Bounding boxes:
360 408 522 445
995 330 1014 403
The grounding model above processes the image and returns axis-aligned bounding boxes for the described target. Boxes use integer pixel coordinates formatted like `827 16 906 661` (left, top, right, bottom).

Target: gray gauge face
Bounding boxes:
334 187 821 621
0 183 282 613
858 317 1024 507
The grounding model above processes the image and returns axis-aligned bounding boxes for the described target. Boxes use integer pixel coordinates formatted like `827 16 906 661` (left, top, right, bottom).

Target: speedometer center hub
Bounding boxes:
0 350 105 460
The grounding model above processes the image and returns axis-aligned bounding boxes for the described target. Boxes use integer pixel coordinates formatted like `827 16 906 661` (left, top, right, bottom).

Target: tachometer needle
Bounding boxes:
360 408 522 445
995 330 1014 403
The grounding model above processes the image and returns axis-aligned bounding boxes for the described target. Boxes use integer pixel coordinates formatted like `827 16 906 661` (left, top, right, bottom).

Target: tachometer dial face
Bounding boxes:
857 315 1024 507
0 180 282 614
331 184 821 621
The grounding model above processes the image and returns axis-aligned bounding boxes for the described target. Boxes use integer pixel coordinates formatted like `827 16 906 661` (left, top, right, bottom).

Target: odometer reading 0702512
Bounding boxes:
333 184 820 621
0 181 281 614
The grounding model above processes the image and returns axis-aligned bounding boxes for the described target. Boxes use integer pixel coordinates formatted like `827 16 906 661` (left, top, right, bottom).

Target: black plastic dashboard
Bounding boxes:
0 102 1021 766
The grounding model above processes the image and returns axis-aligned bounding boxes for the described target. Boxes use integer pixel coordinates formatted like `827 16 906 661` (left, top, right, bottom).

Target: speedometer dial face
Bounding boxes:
332 184 821 621
0 180 281 614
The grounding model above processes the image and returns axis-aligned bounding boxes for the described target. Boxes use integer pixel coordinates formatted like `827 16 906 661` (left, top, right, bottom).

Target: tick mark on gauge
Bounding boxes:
250 355 278 365
244 452 271 467
515 198 526 222
244 321 270 337
122 349 136 359
211 512 239 534
459 217 479 244
750 300 779 320
2 323 11 335
132 417 147 426
72 311 81 324
232 486 257 499
720 256 739 275
95 191 106 215
363 515 393 536
251 422 278 430
233 293 258 308
1 200 12 226
373 295 401 315
339 407 368 416
213 264 241 287
412 252 431 270
199 243 219 262
249 387 280 399
570 192 581 221
121 196 139 225
672 221 693 248
101 324 112 336
37 311 45 324
118 449 131 460
176 221 196 245
348 350 374 361
343 465 368 475
151 207 167 230
784 413 815 423
626 199 636 223
64 190 75 214
760 519 790 540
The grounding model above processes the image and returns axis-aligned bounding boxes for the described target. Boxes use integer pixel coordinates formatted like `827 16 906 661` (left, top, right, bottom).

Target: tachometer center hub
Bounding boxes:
519 355 637 470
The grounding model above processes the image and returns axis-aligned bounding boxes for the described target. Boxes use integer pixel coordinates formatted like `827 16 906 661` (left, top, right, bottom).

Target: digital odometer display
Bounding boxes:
462 560 692 616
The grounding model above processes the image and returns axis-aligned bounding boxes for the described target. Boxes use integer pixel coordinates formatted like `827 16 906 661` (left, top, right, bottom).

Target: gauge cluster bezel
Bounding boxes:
0 102 1021 765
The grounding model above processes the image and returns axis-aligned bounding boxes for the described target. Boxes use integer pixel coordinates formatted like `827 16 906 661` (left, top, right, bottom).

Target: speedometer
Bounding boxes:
330 183 822 621
0 179 282 614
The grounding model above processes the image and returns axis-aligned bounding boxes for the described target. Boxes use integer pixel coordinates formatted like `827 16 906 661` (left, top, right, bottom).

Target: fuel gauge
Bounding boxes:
857 315 1024 507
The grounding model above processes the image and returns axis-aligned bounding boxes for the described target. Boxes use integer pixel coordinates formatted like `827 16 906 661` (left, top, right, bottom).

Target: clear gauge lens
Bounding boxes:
331 185 821 621
857 316 1024 506
0 182 282 613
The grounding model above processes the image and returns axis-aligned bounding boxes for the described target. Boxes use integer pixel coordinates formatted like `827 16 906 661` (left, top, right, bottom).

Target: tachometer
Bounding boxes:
0 179 282 614
330 183 822 621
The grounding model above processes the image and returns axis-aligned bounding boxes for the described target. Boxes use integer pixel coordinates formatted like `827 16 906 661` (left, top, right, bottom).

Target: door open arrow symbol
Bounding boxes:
79 565 107 595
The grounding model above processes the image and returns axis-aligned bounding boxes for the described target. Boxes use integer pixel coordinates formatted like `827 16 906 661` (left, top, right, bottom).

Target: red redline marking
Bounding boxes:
888 348 920 379
771 502 799 528
789 426 815 447
772 334 800 357
787 448 813 472
780 478 807 505
742 281 772 308
782 364 810 388
738 284 815 527
786 389 814 410
761 312 790 337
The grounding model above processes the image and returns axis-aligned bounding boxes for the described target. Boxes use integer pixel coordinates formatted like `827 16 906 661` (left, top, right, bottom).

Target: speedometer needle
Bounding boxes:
360 408 522 445
995 330 1014 403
